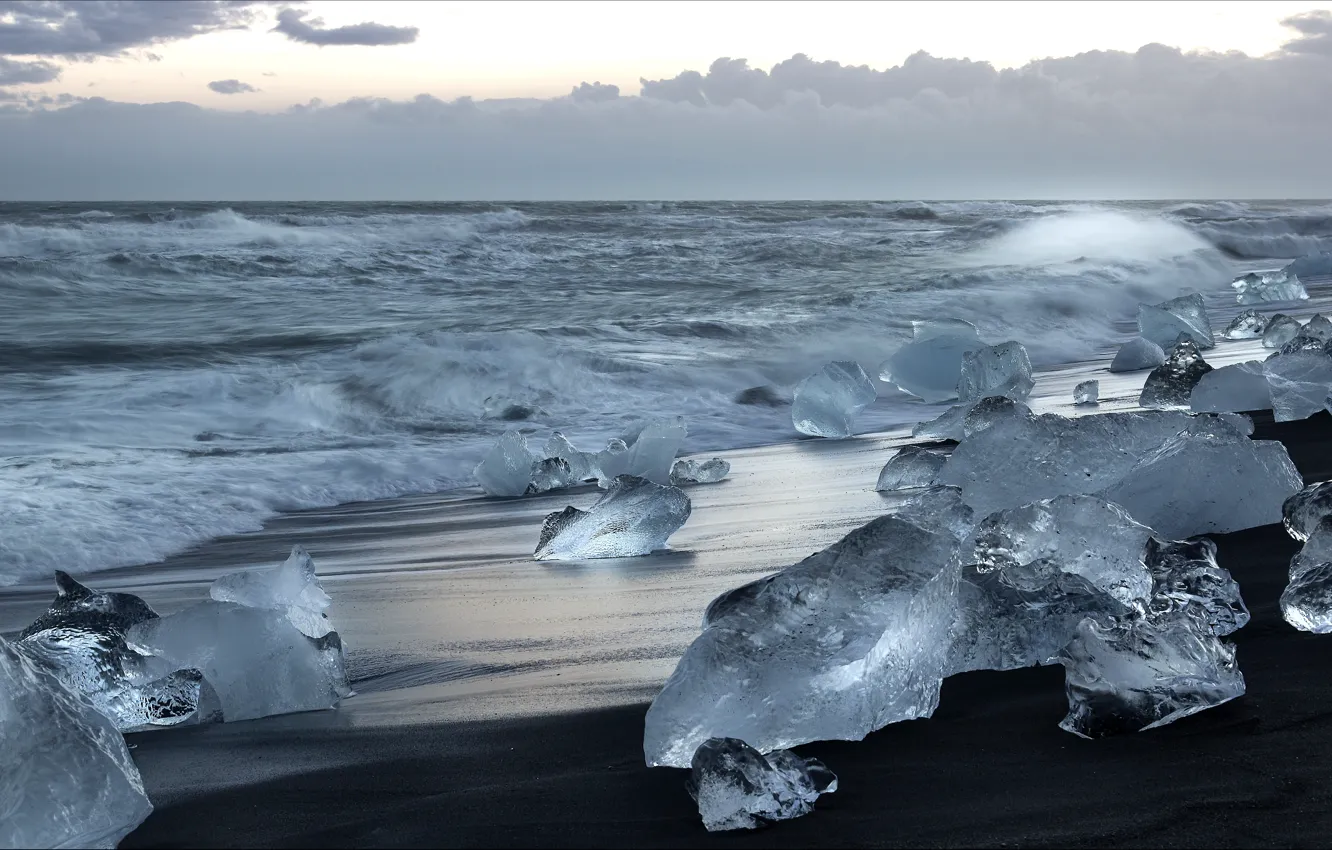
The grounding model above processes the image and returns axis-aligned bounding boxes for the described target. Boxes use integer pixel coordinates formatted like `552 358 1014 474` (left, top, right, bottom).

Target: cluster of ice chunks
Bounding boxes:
875 445 948 491
1 636 154 850
792 361 877 438
1231 269 1309 305
643 486 973 768
936 398 1299 538
1280 484 1332 633
534 475 692 560
1073 380 1099 406
670 457 730 486
1223 309 1268 340
1273 314 1332 355
1110 337 1167 373
1138 293 1214 351
16 573 216 733
957 341 1034 405
1263 314 1302 349
687 738 837 832
1139 336 1213 409
878 319 985 402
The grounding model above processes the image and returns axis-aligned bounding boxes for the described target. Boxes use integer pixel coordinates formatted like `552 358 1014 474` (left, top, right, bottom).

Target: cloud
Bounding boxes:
271 8 418 47
0 57 59 85
0 1 263 58
207 78 257 94
1282 9 1332 55
569 81 619 103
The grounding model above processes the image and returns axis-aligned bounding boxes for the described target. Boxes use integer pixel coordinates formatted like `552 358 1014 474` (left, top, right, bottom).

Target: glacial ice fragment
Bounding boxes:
687 738 837 832
1231 269 1308 305
1281 481 1332 542
1143 537 1250 637
1137 292 1214 351
1139 336 1213 409
957 341 1034 404
1281 517 1332 633
474 430 540 498
1073 380 1099 405
1109 337 1166 373
544 431 597 482
875 445 947 491
527 457 578 494
1284 252 1332 280
0 636 154 850
1262 351 1332 422
643 486 972 767
791 361 877 438
878 319 984 402
1262 314 1302 349
210 545 334 639
534 475 691 560
1189 360 1272 415
595 438 631 482
608 417 688 485
1222 309 1268 340
670 457 730 485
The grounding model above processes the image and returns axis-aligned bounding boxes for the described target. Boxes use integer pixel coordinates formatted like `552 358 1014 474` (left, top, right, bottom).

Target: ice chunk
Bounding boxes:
543 431 597 482
1262 314 1302 349
210 545 333 639
1231 269 1308 305
595 438 630 482
1056 609 1245 738
1139 336 1213 409
1189 360 1272 415
1222 309 1268 340
527 457 578 494
609 416 687 485
1262 351 1332 422
1284 252 1332 280
474 429 540 498
1273 314 1332 355
1109 337 1167 373
687 738 836 832
1137 292 1214 351
1281 517 1332 633
0 636 154 850
957 341 1034 404
878 319 984 402
534 475 691 560
1143 537 1250 636
1282 481 1332 542
1073 380 1099 405
670 457 730 485
791 361 877 438
875 445 947 491
127 601 349 724
911 404 969 442
17 572 213 733
643 486 972 767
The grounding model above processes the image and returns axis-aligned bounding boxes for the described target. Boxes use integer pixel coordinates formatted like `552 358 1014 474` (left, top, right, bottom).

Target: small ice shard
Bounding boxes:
1222 309 1268 340
1282 481 1332 542
957 341 1034 404
1282 518 1332 633
1284 252 1332 280
543 431 597 482
1144 537 1250 637
1139 336 1213 409
1073 380 1099 405
1231 269 1309 305
1189 360 1272 415
1137 292 1215 351
686 738 837 832
127 602 350 723
670 457 730 485
534 475 691 560
210 545 335 639
1262 314 1302 349
1055 609 1245 739
875 445 948 491
1109 337 1167 373
1262 351 1332 422
0 636 154 850
474 430 540 498
644 486 972 768
614 416 688 485
878 319 985 402
791 360 877 438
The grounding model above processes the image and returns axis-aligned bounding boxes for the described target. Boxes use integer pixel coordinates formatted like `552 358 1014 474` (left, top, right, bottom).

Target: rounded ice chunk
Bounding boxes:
791 361 877 438
875 445 948 491
957 341 1034 404
1222 309 1268 340
879 319 985 402
1073 380 1099 405
1137 292 1215 351
687 738 837 832
1109 337 1166 373
474 430 540 498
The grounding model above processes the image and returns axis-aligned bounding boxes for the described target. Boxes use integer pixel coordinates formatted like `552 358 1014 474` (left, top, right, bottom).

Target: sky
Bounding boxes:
2 0 1332 200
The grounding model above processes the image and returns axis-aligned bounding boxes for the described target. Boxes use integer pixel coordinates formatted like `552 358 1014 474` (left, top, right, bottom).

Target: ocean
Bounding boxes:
2 199 1330 585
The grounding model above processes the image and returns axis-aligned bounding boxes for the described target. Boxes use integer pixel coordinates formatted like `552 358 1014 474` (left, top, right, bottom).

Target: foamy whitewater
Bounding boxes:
2 200 1331 584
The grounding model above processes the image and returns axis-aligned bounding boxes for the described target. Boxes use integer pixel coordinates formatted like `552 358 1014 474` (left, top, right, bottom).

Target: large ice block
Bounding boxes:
1109 337 1166 373
875 445 948 491
210 545 334 639
1189 360 1272 415
643 486 972 767
957 341 1034 404
1262 351 1332 422
534 475 691 560
1262 314 1302 349
878 319 985 402
792 361 877 438
1139 336 1213 409
1222 309 1268 340
1 635 153 850
670 457 730 485
1231 269 1308 305
1137 292 1214 350
474 430 540 498
686 738 837 832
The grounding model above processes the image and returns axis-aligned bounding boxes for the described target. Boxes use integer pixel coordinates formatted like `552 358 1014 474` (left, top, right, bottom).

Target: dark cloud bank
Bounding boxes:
3 7 1332 199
